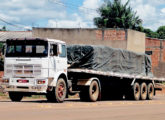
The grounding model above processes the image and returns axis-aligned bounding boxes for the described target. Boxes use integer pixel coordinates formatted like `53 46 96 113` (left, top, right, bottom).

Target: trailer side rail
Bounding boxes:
68 69 165 82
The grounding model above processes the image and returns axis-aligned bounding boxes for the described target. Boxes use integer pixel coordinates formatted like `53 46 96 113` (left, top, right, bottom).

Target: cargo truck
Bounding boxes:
1 38 163 102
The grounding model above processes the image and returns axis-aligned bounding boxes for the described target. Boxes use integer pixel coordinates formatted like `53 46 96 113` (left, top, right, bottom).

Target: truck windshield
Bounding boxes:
6 40 48 57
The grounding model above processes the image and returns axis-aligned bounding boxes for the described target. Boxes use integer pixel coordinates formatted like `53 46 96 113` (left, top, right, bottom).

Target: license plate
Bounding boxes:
17 79 29 83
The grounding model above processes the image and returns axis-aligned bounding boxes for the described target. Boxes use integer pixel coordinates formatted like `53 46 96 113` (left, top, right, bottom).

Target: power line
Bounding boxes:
47 0 98 16
0 17 30 30
48 0 137 21
49 0 97 11
0 0 99 30
63 1 97 11
0 18 22 29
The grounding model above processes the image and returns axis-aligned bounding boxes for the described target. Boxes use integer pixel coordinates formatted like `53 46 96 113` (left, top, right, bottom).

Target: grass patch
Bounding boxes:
0 92 6 96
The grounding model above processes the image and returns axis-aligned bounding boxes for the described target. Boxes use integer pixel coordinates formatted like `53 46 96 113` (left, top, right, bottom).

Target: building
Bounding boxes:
0 31 32 42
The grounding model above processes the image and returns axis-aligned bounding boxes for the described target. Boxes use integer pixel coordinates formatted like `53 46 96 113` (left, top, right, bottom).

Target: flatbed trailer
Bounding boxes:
68 68 164 102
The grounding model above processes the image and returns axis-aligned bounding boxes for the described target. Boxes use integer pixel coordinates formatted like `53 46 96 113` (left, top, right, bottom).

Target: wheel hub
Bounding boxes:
58 84 64 98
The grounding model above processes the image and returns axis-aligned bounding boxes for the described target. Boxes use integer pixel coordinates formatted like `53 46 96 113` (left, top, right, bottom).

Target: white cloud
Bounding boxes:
0 12 20 22
134 4 156 21
80 0 101 10
145 19 165 30
0 0 66 30
161 8 165 14
48 0 101 29
128 0 165 31
47 13 91 28
146 0 165 6
79 0 101 20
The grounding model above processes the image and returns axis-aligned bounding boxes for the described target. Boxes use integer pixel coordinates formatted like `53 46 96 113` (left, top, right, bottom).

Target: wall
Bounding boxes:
127 29 146 53
33 28 127 49
145 37 165 78
33 28 145 53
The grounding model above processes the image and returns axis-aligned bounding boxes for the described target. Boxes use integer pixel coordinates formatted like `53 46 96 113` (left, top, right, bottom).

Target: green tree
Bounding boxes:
0 26 7 31
157 26 165 39
94 0 142 30
143 28 159 38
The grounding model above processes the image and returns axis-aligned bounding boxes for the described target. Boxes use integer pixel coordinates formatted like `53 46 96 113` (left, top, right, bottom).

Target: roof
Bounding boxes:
6 37 66 44
0 31 32 42
47 38 66 44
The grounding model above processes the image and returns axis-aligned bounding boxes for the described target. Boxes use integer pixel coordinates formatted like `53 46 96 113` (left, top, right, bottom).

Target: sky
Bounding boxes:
0 0 165 31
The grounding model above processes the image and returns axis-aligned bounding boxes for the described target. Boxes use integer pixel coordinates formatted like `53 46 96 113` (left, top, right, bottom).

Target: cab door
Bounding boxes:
48 43 67 77
57 44 67 73
49 43 58 77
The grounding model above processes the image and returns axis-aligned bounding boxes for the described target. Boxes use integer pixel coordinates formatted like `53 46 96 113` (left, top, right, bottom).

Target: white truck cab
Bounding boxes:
1 38 68 102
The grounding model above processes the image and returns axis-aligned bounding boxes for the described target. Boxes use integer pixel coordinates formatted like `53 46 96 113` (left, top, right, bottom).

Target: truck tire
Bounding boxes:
140 82 147 100
79 80 99 102
147 83 154 100
89 81 99 102
132 82 140 100
9 92 23 102
125 82 140 100
46 78 67 103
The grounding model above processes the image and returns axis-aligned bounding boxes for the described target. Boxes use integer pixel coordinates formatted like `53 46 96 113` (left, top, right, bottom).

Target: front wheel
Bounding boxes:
9 92 23 102
46 78 67 103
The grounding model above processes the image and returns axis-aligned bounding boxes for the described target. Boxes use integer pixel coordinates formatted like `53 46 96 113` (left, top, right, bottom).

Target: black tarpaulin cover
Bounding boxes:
67 45 153 77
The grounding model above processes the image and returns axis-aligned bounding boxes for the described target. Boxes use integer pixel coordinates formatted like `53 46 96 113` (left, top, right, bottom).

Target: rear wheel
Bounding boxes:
147 83 154 100
79 80 100 102
140 82 147 100
46 78 67 103
89 81 99 102
125 82 140 100
133 82 140 100
9 92 23 102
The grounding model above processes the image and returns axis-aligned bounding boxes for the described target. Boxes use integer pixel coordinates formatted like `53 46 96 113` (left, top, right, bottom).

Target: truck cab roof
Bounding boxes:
6 38 66 44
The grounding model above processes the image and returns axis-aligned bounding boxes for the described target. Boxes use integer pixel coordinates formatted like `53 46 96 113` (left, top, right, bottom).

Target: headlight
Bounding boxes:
37 79 46 84
2 78 9 83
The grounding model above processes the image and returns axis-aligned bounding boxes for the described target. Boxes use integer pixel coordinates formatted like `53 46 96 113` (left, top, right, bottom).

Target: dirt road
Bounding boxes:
1 95 165 120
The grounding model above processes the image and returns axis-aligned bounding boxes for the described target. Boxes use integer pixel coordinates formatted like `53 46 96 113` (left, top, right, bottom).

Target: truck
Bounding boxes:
1 38 164 102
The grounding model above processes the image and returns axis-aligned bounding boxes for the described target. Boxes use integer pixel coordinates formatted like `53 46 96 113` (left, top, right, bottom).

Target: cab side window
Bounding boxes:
50 44 58 56
59 45 66 58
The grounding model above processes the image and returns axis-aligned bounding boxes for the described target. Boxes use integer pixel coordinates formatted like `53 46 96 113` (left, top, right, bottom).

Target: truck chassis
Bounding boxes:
68 68 164 102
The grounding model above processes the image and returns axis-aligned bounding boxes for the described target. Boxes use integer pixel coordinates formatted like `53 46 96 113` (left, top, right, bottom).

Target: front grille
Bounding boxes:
5 64 42 77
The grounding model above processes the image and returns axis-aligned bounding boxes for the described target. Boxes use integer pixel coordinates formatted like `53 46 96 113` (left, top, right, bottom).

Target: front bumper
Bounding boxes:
1 77 48 93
